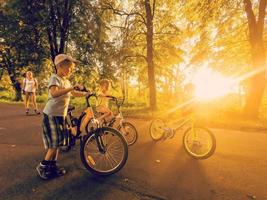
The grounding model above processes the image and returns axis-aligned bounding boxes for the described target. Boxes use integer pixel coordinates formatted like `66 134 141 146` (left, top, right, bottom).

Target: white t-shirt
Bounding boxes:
24 78 37 92
43 74 72 117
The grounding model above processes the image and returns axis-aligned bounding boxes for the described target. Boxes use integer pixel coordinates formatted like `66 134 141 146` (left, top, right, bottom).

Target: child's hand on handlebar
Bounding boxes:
73 84 84 91
85 91 92 97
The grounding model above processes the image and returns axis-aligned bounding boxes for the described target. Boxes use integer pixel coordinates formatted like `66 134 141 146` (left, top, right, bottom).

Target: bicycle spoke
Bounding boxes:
83 128 127 174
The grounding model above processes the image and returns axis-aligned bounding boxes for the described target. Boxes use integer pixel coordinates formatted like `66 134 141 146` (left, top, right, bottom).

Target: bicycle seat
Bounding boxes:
68 105 75 112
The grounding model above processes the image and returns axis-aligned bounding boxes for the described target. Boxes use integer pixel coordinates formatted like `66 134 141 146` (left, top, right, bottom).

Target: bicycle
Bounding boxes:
62 90 128 176
95 95 138 146
149 113 216 159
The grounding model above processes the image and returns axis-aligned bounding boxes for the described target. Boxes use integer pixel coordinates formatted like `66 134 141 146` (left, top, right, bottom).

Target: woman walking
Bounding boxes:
22 71 41 115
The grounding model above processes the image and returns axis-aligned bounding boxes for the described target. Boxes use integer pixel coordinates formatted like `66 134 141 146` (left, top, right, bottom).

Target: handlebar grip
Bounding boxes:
106 95 116 100
74 86 87 92
73 86 80 91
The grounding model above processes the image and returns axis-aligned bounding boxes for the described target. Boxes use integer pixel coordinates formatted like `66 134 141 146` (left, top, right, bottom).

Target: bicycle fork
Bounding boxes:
94 129 106 154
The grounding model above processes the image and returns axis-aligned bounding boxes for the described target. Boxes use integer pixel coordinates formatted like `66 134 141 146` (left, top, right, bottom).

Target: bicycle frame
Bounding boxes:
66 93 99 139
165 114 195 133
102 96 125 128
170 114 200 141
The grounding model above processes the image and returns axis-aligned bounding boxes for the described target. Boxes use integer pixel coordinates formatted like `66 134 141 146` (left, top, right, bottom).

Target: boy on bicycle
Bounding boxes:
36 54 89 180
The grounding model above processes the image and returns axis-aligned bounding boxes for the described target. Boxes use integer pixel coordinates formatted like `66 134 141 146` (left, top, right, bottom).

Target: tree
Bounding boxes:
0 0 47 100
180 0 267 117
243 0 267 117
104 0 182 110
45 0 74 62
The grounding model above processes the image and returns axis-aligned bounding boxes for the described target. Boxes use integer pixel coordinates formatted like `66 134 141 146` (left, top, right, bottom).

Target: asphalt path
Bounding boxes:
0 103 267 200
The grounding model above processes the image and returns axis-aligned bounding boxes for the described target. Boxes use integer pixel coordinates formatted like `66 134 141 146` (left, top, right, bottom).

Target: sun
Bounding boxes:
192 67 234 100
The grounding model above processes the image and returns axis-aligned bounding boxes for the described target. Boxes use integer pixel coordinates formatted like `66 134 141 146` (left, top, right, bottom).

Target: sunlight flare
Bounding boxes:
192 67 234 100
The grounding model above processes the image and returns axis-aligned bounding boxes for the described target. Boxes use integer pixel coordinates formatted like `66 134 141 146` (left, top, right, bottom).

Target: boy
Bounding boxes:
36 54 88 180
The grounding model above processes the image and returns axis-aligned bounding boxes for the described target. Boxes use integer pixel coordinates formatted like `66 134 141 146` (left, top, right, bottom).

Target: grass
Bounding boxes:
1 90 267 131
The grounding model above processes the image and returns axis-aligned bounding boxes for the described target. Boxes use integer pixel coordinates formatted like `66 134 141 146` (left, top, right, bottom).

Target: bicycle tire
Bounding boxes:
118 122 138 146
80 126 128 176
183 126 216 159
149 118 166 141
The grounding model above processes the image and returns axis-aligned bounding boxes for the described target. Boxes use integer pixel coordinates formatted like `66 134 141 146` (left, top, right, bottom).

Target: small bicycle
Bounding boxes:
149 113 216 159
95 95 138 146
63 91 128 176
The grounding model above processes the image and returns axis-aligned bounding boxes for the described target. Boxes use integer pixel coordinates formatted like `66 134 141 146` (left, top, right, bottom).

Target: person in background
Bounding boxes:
21 71 40 115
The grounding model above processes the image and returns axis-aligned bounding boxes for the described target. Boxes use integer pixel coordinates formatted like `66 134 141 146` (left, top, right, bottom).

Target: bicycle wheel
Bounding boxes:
80 126 128 176
183 126 216 159
118 122 138 146
149 118 167 141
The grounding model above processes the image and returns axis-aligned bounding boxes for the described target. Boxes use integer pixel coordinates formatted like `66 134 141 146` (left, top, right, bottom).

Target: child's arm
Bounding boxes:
21 79 25 91
35 79 38 90
71 85 90 97
71 90 88 97
50 85 74 98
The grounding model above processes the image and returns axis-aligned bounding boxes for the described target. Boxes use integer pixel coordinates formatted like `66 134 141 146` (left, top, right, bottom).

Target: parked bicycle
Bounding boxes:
94 95 138 146
62 89 128 176
149 113 216 159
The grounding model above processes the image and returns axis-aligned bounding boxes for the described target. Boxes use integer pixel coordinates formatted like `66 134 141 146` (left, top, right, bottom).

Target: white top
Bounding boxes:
43 74 72 117
98 91 109 107
24 78 37 92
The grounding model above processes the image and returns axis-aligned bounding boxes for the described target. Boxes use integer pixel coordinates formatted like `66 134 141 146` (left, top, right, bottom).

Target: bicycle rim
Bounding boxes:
82 128 127 174
149 119 166 141
119 122 138 146
183 127 216 159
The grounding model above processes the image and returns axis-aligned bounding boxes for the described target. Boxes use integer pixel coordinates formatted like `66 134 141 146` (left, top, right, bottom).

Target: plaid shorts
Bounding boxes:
42 113 68 149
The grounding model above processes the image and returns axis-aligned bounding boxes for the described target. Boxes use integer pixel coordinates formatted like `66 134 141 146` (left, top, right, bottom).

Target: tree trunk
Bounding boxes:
3 52 22 101
145 0 157 111
243 0 267 118
47 0 73 65
6 65 22 101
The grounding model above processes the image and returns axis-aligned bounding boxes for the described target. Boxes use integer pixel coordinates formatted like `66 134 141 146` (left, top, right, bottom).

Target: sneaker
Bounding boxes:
50 163 67 177
26 109 29 115
36 163 53 180
34 109 41 115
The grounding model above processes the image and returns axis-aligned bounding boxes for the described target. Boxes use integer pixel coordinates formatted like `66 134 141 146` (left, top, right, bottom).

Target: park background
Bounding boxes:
1 0 267 130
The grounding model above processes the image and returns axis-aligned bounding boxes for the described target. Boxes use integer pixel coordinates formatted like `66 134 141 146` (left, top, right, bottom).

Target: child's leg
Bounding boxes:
24 93 30 114
50 148 66 176
44 148 58 161
32 92 40 114
97 106 113 122
36 148 57 180
37 115 66 179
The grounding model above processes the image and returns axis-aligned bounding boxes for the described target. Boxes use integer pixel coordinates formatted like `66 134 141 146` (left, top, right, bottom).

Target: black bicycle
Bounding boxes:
63 90 128 176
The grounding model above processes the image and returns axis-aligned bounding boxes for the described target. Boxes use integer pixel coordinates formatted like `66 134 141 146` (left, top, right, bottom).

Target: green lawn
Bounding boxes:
1 90 267 132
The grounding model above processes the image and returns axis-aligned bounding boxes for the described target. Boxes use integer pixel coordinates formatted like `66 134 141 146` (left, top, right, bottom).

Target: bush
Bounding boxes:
0 90 15 102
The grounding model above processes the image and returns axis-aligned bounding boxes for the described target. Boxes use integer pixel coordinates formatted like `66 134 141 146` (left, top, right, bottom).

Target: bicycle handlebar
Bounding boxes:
105 95 125 108
74 86 125 108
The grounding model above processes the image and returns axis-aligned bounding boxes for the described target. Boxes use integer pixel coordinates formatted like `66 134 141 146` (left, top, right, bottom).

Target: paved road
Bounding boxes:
0 103 267 200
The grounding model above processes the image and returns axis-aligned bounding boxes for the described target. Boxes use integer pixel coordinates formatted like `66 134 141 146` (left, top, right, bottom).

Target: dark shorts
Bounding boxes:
42 113 68 149
24 91 34 96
